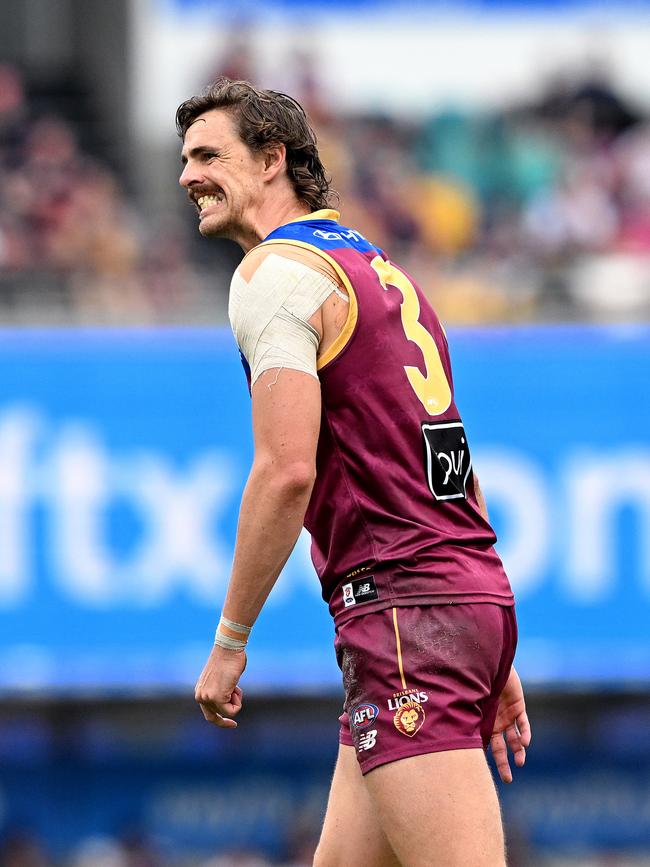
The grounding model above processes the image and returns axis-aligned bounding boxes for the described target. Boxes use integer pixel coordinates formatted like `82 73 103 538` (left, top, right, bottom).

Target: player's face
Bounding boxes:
179 109 266 240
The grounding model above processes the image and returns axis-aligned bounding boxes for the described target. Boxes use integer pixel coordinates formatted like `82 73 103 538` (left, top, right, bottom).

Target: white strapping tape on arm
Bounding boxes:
229 253 347 387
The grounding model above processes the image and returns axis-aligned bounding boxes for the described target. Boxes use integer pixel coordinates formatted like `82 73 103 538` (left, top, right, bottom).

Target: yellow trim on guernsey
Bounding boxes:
392 607 408 691
288 209 341 223
255 237 359 370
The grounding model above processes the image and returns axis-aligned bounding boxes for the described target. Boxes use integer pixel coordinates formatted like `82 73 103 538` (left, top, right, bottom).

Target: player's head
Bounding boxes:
177 78 331 243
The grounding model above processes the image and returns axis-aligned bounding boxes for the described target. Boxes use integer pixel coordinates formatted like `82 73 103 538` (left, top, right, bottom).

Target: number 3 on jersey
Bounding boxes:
371 256 451 416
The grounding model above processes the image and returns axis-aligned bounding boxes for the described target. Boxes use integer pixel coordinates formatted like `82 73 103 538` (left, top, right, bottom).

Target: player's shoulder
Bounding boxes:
234 241 339 287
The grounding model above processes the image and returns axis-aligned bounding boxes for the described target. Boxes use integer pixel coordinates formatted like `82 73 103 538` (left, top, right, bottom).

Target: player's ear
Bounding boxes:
262 143 286 181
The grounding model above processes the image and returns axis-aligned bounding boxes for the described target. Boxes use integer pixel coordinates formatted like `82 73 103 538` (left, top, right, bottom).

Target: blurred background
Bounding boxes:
0 0 649 864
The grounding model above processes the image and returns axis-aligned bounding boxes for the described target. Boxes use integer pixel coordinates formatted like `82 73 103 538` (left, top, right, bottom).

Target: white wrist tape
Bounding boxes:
214 616 251 651
214 633 247 651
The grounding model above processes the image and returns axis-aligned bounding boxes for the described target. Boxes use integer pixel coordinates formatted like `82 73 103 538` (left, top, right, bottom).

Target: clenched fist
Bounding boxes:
195 644 247 728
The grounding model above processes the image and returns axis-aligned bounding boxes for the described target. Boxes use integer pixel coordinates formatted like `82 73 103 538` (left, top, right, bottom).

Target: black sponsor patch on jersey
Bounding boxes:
342 576 379 608
422 421 472 501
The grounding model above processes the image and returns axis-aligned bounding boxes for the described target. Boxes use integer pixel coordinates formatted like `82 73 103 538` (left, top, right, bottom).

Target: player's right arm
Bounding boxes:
195 364 321 728
195 245 343 728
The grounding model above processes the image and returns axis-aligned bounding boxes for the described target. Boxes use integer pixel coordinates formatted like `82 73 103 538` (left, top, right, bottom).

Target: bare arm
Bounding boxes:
195 367 321 727
474 472 532 779
222 367 321 622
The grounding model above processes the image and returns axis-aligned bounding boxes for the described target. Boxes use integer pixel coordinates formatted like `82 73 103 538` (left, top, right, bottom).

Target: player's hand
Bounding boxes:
489 666 531 784
194 644 247 728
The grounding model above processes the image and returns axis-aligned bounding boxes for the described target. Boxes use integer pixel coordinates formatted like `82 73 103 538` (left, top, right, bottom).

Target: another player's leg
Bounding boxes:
364 747 506 867
314 743 401 867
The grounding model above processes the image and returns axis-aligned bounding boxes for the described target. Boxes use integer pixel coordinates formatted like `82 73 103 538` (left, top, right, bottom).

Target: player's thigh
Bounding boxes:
314 744 401 867
364 748 505 867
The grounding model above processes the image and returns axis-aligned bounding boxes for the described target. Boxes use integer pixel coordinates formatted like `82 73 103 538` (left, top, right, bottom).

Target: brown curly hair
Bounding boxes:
176 78 334 212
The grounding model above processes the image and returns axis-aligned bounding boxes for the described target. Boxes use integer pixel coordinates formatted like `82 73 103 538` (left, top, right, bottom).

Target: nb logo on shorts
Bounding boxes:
357 729 377 752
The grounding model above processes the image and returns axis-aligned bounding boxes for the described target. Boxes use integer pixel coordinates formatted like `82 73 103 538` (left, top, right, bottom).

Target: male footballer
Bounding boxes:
178 78 530 867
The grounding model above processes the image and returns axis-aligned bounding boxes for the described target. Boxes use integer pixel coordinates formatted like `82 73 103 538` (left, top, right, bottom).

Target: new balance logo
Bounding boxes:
342 576 379 607
358 729 377 752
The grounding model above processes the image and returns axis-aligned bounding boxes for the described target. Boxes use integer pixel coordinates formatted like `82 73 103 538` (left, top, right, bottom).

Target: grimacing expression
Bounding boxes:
179 109 266 238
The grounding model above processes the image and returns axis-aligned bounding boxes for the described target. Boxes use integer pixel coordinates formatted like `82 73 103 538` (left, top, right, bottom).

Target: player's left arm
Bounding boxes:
474 472 532 780
489 666 531 783
195 366 321 728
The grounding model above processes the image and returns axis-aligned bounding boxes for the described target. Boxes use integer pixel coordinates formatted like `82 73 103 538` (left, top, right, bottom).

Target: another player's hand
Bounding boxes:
489 665 531 784
195 644 247 728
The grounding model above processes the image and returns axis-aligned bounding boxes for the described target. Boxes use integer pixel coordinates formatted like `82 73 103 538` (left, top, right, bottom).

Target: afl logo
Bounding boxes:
351 703 379 729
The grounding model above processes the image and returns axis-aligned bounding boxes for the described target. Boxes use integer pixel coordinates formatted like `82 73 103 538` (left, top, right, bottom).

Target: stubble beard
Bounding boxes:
198 212 232 239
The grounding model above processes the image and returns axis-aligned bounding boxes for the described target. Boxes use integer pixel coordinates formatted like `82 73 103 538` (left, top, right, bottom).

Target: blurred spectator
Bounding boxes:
69 836 128 867
0 66 216 324
119 831 164 867
199 852 271 867
282 833 317 867
0 831 52 867
0 65 28 170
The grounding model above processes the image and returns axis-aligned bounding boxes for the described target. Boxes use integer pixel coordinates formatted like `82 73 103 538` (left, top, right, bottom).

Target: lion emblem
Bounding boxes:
393 700 425 737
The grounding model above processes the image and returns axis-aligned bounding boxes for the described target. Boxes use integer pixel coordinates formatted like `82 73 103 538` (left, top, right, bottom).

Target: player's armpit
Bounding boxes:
313 286 350 364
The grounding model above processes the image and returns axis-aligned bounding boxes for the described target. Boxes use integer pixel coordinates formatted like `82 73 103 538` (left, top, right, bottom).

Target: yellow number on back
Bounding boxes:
371 256 451 416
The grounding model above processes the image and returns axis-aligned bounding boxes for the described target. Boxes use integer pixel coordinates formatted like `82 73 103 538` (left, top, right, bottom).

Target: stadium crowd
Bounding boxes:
0 65 210 325
0 831 317 867
1 58 650 325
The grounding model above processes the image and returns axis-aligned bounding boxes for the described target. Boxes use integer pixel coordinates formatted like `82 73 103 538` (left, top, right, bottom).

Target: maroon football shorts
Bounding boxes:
336 602 517 775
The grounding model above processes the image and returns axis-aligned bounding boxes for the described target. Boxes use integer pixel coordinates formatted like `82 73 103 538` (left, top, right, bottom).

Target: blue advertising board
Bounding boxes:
167 0 650 18
0 325 647 693
170 0 650 12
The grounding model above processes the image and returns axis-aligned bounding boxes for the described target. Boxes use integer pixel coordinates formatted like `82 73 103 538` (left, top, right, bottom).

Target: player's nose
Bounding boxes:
179 162 202 188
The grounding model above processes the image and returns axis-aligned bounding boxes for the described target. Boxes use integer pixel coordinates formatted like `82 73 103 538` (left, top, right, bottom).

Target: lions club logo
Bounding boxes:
393 700 425 737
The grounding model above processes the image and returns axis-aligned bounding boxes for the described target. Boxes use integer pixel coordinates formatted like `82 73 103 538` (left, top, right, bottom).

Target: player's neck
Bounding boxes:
237 195 309 252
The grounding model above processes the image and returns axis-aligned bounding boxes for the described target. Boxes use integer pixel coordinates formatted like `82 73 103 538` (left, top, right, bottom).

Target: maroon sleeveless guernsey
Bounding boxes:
259 212 514 624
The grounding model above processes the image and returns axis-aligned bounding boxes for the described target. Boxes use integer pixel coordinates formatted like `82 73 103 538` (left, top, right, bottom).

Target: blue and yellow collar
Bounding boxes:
289 209 340 224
